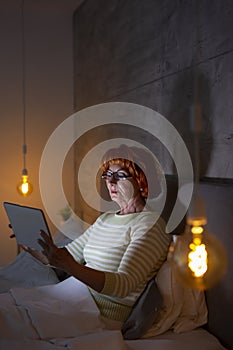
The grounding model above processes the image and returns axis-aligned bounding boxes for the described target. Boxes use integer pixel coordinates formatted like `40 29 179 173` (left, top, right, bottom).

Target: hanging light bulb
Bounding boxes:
17 168 33 196
170 223 227 291
170 193 227 290
17 0 33 196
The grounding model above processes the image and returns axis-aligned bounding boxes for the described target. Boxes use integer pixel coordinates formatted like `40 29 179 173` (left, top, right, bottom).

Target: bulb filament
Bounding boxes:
188 226 208 278
21 177 29 194
17 174 33 196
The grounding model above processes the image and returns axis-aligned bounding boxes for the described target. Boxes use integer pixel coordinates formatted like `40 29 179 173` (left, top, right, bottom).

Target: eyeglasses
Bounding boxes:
101 170 132 181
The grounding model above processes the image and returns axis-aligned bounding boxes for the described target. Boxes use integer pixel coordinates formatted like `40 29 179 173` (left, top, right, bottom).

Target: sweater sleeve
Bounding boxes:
101 216 171 298
65 224 94 264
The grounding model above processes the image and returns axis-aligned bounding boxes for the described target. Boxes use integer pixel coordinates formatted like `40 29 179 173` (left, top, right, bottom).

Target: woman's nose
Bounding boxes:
109 176 117 184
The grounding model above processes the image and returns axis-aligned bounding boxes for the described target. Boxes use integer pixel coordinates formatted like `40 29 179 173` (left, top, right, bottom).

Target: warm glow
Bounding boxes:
170 223 227 290
188 241 208 277
191 226 204 234
21 179 29 194
188 226 208 278
17 174 33 196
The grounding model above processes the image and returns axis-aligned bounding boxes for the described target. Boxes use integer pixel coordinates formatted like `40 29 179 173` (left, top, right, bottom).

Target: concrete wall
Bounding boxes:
73 0 233 180
0 0 82 266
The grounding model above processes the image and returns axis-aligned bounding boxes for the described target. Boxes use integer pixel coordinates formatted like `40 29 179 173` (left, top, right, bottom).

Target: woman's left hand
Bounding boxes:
39 231 105 292
38 230 75 271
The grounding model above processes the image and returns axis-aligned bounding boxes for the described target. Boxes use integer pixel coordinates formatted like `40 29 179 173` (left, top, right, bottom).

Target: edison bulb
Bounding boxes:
170 226 227 290
17 171 33 196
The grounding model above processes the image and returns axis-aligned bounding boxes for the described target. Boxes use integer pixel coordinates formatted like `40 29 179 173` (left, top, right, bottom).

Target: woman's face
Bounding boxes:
103 164 140 207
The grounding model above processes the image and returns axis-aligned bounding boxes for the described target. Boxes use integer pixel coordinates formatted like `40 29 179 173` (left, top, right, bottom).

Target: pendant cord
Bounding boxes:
21 0 27 170
193 0 201 184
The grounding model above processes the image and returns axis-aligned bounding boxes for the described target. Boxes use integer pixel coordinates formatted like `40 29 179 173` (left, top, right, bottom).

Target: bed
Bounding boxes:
0 274 227 350
0 179 232 350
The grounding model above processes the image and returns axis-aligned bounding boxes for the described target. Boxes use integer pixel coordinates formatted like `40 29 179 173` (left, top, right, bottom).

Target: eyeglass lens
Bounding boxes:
101 170 131 181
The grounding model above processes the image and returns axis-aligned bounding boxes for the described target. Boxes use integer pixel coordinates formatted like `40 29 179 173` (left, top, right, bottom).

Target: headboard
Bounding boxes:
164 178 233 350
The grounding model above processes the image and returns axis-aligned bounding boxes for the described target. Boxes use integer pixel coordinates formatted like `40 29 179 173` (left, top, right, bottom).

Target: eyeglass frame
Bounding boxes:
101 170 132 181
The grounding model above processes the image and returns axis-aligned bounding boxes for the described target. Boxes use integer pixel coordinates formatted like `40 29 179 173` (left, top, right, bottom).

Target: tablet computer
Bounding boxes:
3 202 52 251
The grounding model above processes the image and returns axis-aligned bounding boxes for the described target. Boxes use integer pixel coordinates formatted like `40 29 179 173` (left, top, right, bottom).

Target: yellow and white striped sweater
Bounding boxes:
66 211 171 322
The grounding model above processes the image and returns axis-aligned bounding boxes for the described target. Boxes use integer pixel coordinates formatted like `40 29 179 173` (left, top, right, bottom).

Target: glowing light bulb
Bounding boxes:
188 230 208 277
170 224 227 290
17 169 33 196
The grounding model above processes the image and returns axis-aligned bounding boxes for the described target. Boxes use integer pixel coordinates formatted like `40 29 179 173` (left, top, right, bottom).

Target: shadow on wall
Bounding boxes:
164 65 213 178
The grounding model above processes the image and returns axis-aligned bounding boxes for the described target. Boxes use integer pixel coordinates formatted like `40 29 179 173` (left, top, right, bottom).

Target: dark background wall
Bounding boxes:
73 0 233 179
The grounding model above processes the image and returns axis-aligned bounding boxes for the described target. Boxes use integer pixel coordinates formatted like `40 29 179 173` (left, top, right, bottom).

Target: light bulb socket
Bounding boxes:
187 189 207 226
187 217 207 227
21 168 28 175
22 144 27 154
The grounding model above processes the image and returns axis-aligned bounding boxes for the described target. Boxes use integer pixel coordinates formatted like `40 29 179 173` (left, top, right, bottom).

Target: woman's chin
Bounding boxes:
110 194 118 201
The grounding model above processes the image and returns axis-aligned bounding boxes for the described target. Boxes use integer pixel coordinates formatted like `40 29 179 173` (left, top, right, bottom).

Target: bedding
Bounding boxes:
0 251 59 293
0 261 226 350
125 329 228 350
0 276 227 350
0 330 227 350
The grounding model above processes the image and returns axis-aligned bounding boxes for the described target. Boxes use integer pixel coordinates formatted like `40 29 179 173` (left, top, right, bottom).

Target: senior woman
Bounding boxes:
23 145 171 330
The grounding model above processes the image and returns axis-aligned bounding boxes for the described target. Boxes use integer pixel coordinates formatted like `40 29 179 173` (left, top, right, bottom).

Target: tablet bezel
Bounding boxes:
3 202 52 251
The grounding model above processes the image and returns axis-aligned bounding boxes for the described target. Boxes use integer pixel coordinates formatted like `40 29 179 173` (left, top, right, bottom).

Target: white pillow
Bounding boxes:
173 285 208 333
143 260 207 338
143 260 184 337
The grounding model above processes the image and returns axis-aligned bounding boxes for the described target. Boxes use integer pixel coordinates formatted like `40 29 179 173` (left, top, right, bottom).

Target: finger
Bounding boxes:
21 244 29 251
38 238 48 251
40 230 54 245
22 245 41 257
38 239 58 257
26 246 37 253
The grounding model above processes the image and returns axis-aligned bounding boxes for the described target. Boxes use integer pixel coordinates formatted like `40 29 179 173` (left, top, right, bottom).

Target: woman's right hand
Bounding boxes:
21 245 50 265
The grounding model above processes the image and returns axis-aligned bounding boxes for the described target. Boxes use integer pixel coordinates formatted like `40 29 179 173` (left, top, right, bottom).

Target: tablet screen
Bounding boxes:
3 202 51 251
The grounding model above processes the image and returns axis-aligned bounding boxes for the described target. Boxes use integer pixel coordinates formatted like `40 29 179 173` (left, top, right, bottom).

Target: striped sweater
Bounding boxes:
66 211 171 322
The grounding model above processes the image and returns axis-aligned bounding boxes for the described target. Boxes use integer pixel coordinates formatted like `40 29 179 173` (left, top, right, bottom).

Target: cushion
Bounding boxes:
173 285 208 333
143 260 184 337
143 260 208 338
121 278 163 340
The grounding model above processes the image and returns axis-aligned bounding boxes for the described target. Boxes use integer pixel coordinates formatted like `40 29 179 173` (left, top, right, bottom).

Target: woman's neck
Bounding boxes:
118 195 145 215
